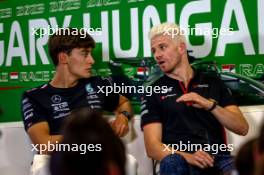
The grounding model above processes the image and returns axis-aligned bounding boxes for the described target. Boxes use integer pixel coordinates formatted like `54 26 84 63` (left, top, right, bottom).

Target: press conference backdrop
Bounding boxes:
0 0 264 122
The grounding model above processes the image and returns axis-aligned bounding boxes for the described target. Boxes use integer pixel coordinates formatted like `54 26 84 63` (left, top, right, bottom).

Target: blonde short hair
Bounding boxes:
149 22 186 44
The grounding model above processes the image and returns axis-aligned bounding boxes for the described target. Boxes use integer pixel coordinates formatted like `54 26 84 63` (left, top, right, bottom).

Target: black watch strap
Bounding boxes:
208 99 218 112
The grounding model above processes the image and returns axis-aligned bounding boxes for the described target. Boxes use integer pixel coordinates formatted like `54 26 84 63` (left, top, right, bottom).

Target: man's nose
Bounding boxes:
87 55 95 65
154 50 163 60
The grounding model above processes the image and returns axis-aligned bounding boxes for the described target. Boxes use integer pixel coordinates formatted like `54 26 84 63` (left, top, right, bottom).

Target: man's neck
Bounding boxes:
166 65 194 88
49 68 79 88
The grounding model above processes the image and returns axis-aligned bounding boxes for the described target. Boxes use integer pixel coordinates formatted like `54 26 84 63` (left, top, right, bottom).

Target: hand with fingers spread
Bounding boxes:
110 114 129 137
180 150 214 169
176 92 214 110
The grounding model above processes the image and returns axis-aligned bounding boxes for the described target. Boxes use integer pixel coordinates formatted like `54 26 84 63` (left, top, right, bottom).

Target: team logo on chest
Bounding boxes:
162 87 173 93
85 83 94 93
192 84 209 88
161 93 177 100
50 95 69 113
51 102 70 113
51 95 62 103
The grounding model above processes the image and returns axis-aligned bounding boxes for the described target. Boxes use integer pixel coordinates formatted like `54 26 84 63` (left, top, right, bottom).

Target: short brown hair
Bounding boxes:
48 28 95 66
50 107 126 175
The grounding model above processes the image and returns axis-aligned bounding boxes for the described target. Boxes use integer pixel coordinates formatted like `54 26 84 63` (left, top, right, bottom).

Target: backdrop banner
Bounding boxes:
0 0 263 121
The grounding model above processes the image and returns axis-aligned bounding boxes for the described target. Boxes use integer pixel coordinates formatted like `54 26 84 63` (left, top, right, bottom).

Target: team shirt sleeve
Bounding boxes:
216 77 237 107
99 77 120 112
140 93 162 129
21 92 47 131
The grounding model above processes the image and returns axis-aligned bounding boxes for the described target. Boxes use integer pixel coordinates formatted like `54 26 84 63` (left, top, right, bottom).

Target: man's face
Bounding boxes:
151 35 182 73
66 47 94 79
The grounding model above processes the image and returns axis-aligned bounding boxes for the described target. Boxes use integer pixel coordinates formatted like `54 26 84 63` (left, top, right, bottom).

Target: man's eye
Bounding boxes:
81 52 88 56
160 45 166 50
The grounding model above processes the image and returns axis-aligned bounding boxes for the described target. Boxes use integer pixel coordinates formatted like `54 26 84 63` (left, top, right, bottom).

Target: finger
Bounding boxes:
119 125 128 137
196 152 214 167
111 120 121 136
192 104 201 108
199 151 214 161
116 124 123 137
194 155 209 168
199 151 214 165
176 94 188 101
181 94 194 101
118 121 128 136
119 125 126 137
176 95 190 103
123 125 129 136
177 98 194 107
198 155 212 168
193 158 206 169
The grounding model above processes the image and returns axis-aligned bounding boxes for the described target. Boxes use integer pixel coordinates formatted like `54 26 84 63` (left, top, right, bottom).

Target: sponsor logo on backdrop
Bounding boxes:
16 3 44 16
0 8 11 18
87 0 120 7
50 0 81 12
0 71 55 83
240 64 264 77
137 67 149 76
9 72 18 80
222 64 236 73
1 0 264 67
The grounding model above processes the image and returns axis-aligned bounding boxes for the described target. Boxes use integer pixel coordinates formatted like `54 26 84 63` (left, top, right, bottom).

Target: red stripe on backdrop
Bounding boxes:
0 86 24 91
10 72 18 76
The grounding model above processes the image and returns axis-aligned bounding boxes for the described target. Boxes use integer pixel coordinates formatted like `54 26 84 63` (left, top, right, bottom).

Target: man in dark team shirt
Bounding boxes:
21 28 132 154
141 23 249 174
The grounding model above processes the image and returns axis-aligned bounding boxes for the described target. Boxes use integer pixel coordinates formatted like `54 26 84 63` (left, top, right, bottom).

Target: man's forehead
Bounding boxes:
151 35 173 45
78 47 93 51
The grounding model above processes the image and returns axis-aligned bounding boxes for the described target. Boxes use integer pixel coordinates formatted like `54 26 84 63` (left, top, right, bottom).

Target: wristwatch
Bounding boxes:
208 98 218 112
120 111 132 120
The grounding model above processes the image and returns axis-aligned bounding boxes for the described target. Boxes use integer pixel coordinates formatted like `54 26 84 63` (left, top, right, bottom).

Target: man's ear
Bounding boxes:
178 42 187 55
58 52 68 64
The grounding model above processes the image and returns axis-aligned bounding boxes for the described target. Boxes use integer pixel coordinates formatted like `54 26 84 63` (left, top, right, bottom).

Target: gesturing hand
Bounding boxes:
176 92 214 110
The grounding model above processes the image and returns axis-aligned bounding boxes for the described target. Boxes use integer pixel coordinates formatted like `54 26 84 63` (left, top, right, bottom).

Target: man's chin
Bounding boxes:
82 73 92 78
160 68 170 73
